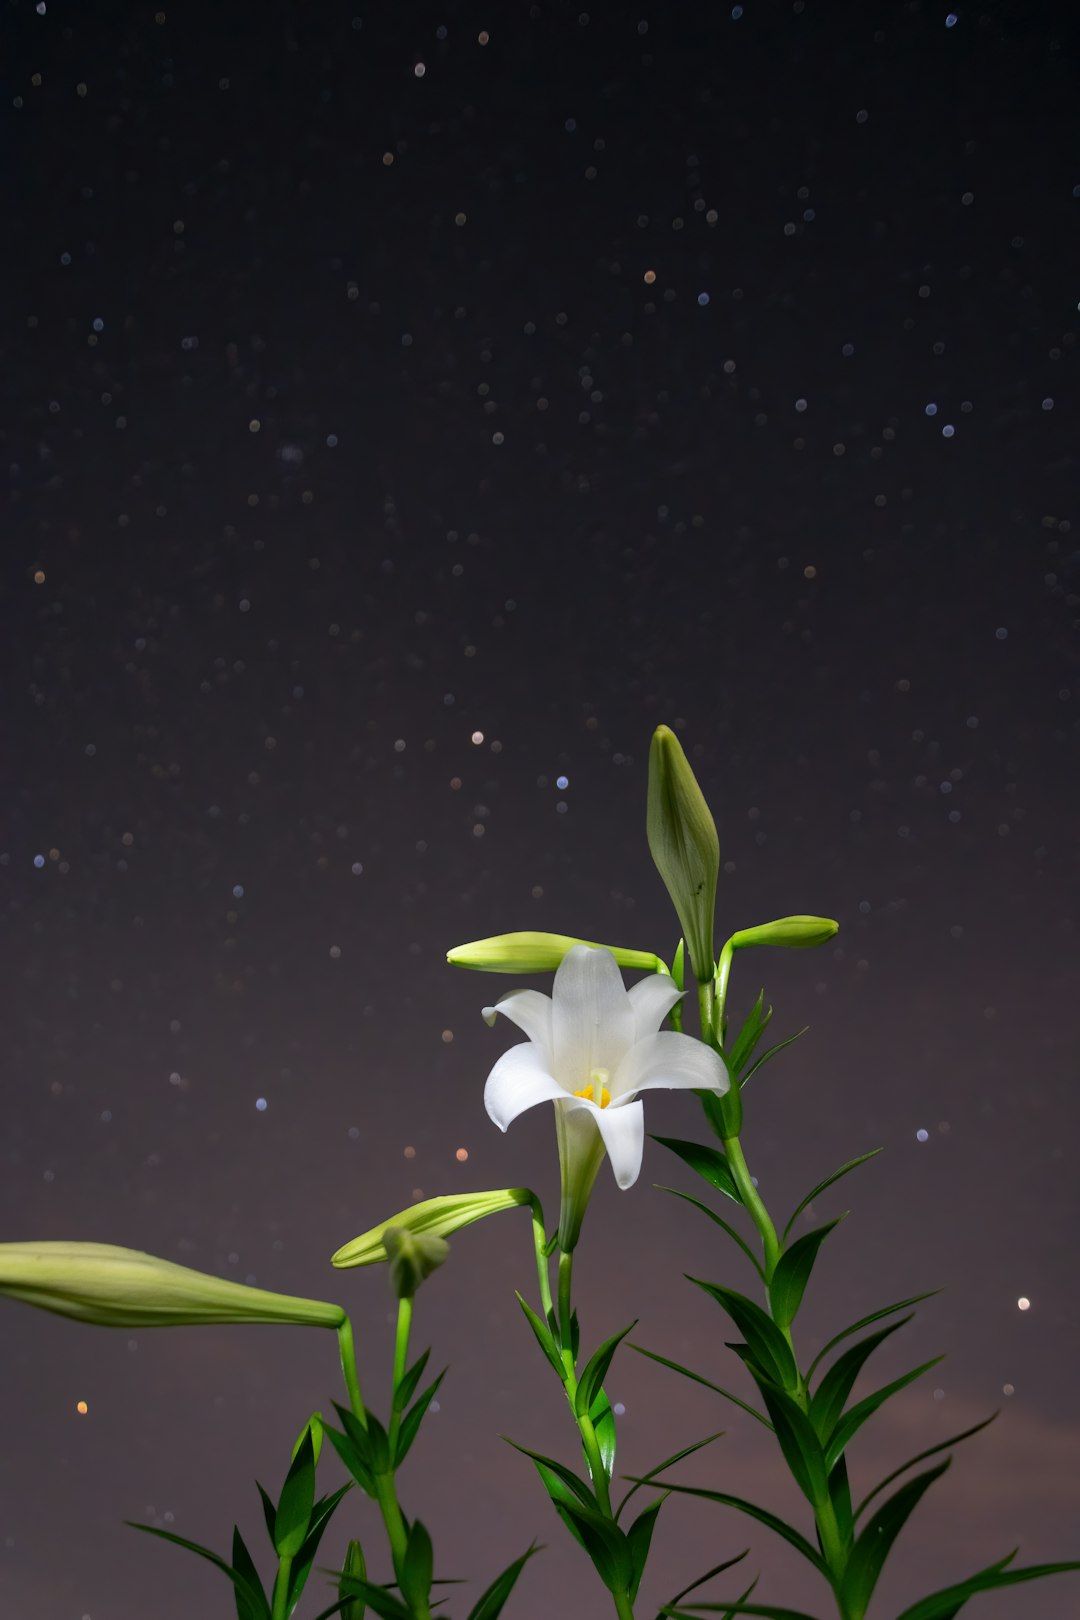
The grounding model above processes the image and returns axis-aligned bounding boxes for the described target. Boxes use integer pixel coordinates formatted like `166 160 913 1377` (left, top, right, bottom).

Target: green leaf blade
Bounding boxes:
465 1543 543 1620
274 1425 316 1559
690 1280 799 1392
769 1219 843 1330
650 1136 743 1204
841 1461 950 1618
783 1151 883 1242
575 1321 637 1418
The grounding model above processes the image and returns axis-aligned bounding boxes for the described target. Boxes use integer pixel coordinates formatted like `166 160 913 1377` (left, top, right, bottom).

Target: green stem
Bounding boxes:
336 1316 367 1424
714 941 734 1041
612 1592 637 1620
721 1132 782 1282
271 1554 293 1620
388 1296 413 1455
530 1195 555 1325
722 1131 850 1608
557 1249 575 1367
697 976 717 1049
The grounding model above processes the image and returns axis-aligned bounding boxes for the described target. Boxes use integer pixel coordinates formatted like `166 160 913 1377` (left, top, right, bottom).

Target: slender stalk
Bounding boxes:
336 1316 367 1424
714 940 734 1040
721 1132 782 1283
388 1296 413 1454
557 1249 574 1363
529 1195 555 1325
270 1554 293 1620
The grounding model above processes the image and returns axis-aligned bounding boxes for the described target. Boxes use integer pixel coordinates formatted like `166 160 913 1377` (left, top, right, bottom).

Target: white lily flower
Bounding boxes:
482 943 730 1250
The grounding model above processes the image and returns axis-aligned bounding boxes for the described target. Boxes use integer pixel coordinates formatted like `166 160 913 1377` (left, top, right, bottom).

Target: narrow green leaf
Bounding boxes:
725 991 772 1075
809 1316 915 1443
629 1343 772 1428
535 1465 590 1554
656 1186 765 1280
322 1424 375 1495
290 1482 354 1610
274 1425 316 1559
393 1348 431 1413
854 1412 999 1521
291 1412 324 1468
718 1579 760 1620
256 1482 278 1545
893 1557 1080 1620
504 1437 596 1508
751 1381 828 1506
465 1542 543 1620
549 1496 632 1594
827 1455 853 1549
783 1151 883 1241
626 1495 665 1603
400 1519 434 1610
689 1279 799 1392
663 1551 750 1610
516 1291 565 1377
616 1433 722 1521
826 1357 946 1472
768 1219 843 1329
621 1480 828 1576
126 1523 267 1614
739 1027 807 1088
588 1388 616 1481
332 1575 412 1620
651 1136 743 1204
575 1321 637 1418
333 1404 391 1474
841 1462 950 1618
395 1370 446 1467
231 1527 271 1620
806 1290 942 1381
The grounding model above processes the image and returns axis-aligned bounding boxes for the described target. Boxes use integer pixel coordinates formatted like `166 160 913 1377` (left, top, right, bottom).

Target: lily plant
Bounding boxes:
0 724 1075 1620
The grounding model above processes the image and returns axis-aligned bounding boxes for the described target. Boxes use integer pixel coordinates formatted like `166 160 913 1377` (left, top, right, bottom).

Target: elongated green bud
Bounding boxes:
383 1227 449 1298
340 1540 367 1620
331 1188 532 1269
447 931 659 974
647 726 720 983
728 915 839 951
0 1241 346 1330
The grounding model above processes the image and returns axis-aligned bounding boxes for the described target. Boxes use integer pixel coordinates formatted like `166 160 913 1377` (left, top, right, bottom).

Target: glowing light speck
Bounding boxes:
1017 1296 1030 1311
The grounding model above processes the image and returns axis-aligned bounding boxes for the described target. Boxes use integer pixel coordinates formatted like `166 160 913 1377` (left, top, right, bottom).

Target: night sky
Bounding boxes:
3 1 1079 1617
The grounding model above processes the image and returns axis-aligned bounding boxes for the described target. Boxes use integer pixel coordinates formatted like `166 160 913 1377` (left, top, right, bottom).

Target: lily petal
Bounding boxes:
482 988 554 1065
627 974 684 1040
609 1030 730 1102
484 1042 567 1132
552 944 635 1083
590 1096 646 1188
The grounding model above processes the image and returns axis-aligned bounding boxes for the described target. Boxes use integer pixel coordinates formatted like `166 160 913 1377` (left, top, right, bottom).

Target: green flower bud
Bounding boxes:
728 915 839 951
331 1188 533 1269
447 931 659 974
383 1227 449 1298
0 1241 346 1330
646 726 720 983
340 1540 368 1620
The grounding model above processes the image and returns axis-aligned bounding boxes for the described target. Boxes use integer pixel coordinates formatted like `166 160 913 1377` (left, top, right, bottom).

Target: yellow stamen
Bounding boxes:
572 1072 612 1108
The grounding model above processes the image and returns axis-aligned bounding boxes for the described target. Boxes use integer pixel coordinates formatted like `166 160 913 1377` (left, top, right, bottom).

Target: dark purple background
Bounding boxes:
3 1 1078 1616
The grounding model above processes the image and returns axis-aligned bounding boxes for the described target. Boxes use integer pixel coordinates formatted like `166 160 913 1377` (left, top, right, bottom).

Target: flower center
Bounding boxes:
573 1067 612 1108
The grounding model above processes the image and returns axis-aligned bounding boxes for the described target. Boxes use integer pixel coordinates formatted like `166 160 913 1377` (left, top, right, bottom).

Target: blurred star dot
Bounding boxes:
329 945 342 959
76 1400 88 1415
1017 1296 1030 1311
403 1145 416 1159
556 774 569 789
916 1128 929 1141
471 730 484 744
441 1029 454 1043
1003 1382 1015 1395
255 1097 268 1112
455 1147 469 1162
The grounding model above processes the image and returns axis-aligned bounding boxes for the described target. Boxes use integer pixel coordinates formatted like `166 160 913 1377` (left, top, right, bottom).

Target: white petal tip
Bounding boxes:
481 1006 498 1027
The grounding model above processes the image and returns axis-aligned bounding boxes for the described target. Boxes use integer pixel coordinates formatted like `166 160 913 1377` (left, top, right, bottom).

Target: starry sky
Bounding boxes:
3 1 1079 1617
